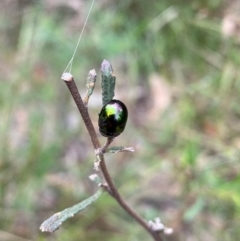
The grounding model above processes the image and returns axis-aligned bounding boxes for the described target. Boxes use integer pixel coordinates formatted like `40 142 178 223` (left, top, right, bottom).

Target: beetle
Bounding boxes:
98 99 128 137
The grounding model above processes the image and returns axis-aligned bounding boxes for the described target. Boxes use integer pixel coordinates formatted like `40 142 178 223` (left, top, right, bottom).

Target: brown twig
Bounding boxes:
61 73 163 241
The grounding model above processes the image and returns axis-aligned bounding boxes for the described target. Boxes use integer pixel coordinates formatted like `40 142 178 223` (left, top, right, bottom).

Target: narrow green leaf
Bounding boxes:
106 146 135 153
40 189 102 233
83 69 97 106
101 59 116 105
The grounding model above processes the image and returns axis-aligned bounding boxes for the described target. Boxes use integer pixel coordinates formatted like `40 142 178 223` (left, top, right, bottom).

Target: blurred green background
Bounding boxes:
1 0 240 240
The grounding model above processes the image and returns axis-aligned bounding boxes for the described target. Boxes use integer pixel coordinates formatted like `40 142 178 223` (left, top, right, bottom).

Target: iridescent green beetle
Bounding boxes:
98 99 128 137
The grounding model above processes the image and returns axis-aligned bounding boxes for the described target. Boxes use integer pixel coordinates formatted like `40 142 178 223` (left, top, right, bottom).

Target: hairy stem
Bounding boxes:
61 73 163 241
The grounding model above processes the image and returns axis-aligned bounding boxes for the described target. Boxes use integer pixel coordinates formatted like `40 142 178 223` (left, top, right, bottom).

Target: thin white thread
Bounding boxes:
63 0 95 74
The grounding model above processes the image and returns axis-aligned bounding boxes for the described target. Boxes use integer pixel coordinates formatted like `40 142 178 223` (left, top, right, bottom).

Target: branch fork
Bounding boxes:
57 71 165 241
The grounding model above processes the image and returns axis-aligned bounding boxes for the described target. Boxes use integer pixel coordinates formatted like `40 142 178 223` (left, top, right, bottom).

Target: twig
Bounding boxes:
61 73 163 241
95 137 115 155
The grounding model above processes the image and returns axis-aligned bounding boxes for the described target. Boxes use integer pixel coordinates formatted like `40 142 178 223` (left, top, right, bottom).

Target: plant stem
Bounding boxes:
61 73 163 241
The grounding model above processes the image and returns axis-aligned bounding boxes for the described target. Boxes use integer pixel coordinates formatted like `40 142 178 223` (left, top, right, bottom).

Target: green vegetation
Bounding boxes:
1 0 240 240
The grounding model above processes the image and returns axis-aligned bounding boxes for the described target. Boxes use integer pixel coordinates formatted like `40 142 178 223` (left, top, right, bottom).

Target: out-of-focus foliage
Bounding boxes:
1 0 240 240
